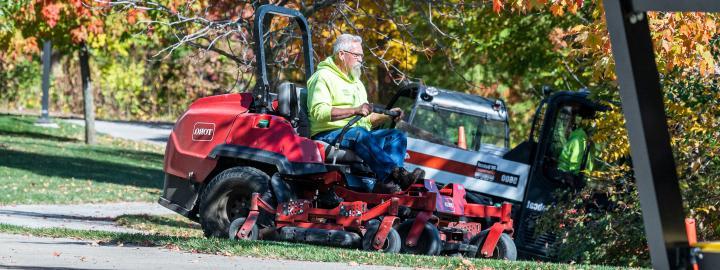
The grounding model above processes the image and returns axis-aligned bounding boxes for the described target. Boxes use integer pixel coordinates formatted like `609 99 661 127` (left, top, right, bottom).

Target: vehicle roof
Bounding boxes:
416 86 509 122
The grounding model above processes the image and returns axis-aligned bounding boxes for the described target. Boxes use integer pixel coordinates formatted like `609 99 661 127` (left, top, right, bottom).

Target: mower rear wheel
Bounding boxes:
471 230 517 260
199 166 271 238
396 219 442 255
362 219 401 253
228 217 259 240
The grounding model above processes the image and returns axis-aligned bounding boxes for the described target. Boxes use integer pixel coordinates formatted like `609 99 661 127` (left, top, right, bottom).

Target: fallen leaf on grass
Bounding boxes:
165 244 180 251
215 251 233 256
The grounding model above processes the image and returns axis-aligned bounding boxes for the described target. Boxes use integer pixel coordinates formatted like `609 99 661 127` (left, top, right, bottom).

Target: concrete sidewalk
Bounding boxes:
64 119 172 146
0 202 174 233
0 233 412 270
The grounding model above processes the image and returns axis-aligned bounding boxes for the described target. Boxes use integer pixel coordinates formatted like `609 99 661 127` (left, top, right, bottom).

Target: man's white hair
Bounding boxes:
333 34 362 55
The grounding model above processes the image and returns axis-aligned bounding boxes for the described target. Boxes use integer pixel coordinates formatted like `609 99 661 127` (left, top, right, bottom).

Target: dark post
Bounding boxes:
79 42 95 144
36 40 52 124
604 1 688 269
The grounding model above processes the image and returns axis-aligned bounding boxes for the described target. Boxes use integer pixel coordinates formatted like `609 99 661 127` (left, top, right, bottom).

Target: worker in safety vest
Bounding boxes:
558 126 594 174
307 33 424 194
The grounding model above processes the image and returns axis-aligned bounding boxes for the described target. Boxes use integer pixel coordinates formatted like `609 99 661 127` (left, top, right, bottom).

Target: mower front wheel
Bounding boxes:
199 166 271 238
362 219 401 253
471 230 517 260
228 217 259 240
396 219 442 255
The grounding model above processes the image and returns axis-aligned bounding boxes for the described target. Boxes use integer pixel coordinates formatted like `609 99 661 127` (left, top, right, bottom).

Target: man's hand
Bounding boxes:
389 107 404 122
355 103 372 116
330 103 371 121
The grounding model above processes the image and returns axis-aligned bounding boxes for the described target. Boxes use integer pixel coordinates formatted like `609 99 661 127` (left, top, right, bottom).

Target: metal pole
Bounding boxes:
604 1 689 269
37 40 52 124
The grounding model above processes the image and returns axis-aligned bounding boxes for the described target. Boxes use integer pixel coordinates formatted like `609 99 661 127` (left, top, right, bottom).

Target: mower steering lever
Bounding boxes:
331 115 363 147
372 107 401 118
330 105 399 147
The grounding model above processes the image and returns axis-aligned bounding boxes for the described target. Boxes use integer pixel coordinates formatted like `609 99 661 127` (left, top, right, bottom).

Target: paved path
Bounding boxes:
0 233 413 270
64 119 172 146
0 202 173 233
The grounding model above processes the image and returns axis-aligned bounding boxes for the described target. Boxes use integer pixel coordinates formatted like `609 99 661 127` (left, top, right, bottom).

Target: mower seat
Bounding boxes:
314 140 364 164
277 82 311 138
278 82 364 164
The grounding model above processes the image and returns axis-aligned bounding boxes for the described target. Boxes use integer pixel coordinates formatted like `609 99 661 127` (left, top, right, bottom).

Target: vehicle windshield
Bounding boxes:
409 105 508 150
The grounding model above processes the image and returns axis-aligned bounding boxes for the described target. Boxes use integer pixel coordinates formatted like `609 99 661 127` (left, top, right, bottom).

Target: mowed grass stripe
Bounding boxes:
0 115 163 204
0 223 627 270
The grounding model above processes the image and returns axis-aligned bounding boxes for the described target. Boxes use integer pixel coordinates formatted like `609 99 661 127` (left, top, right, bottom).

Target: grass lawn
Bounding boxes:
0 114 164 204
0 221 628 270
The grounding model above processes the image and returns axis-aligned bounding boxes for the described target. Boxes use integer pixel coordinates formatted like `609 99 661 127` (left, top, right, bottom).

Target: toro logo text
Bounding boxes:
192 122 215 141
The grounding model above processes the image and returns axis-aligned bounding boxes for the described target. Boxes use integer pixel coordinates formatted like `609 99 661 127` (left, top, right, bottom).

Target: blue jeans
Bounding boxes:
314 128 407 183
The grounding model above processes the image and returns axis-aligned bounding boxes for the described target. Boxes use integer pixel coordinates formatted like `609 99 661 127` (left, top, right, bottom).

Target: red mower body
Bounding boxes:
164 92 325 184
164 93 250 182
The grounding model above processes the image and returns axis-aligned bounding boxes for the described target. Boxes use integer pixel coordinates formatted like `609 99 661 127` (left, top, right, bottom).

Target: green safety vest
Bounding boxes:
558 128 594 173
307 57 372 137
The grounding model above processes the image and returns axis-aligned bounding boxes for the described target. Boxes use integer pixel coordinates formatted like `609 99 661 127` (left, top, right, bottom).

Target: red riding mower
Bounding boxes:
159 4 516 259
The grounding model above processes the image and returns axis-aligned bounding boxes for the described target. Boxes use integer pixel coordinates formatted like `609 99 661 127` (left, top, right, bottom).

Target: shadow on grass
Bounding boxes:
0 130 79 143
0 148 162 189
118 214 200 229
88 148 164 164
0 209 115 222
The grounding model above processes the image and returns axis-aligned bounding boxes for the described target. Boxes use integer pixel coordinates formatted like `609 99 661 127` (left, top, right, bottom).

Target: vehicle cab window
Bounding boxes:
543 103 595 186
410 105 508 151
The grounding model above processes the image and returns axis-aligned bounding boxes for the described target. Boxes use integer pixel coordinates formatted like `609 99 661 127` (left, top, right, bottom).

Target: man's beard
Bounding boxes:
350 63 362 80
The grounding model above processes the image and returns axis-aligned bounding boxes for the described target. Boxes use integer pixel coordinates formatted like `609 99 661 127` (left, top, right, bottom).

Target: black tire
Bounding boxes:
228 217 259 240
199 166 271 238
471 230 517 260
396 219 442 255
362 219 401 253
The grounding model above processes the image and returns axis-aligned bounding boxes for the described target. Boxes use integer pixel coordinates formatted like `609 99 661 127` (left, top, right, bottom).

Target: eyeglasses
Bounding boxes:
341 50 364 59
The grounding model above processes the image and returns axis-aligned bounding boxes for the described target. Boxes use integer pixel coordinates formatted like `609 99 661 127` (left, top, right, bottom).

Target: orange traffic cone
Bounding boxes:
686 218 699 270
458 126 467 150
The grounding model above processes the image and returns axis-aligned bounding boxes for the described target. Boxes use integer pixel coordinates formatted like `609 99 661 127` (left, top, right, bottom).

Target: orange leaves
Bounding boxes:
40 1 62 28
71 27 88 44
491 0 584 14
548 27 568 50
21 36 40 55
5 34 40 61
492 0 504 14
549 4 565 16
649 12 719 77
127 9 139 25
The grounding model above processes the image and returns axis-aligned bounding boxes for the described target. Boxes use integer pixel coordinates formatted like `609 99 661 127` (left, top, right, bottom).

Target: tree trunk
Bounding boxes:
79 42 95 144
37 40 52 124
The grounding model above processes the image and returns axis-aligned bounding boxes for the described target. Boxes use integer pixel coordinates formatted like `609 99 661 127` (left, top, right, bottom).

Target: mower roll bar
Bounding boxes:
252 5 314 112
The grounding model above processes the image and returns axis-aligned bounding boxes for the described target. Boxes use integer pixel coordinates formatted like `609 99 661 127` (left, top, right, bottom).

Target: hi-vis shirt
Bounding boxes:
307 56 371 137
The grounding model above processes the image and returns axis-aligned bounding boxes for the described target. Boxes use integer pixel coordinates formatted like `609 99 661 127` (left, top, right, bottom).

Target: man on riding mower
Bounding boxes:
307 33 425 194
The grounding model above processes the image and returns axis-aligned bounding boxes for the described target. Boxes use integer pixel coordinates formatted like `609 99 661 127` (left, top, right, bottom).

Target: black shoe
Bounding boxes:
372 181 402 194
317 188 343 208
392 167 426 190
